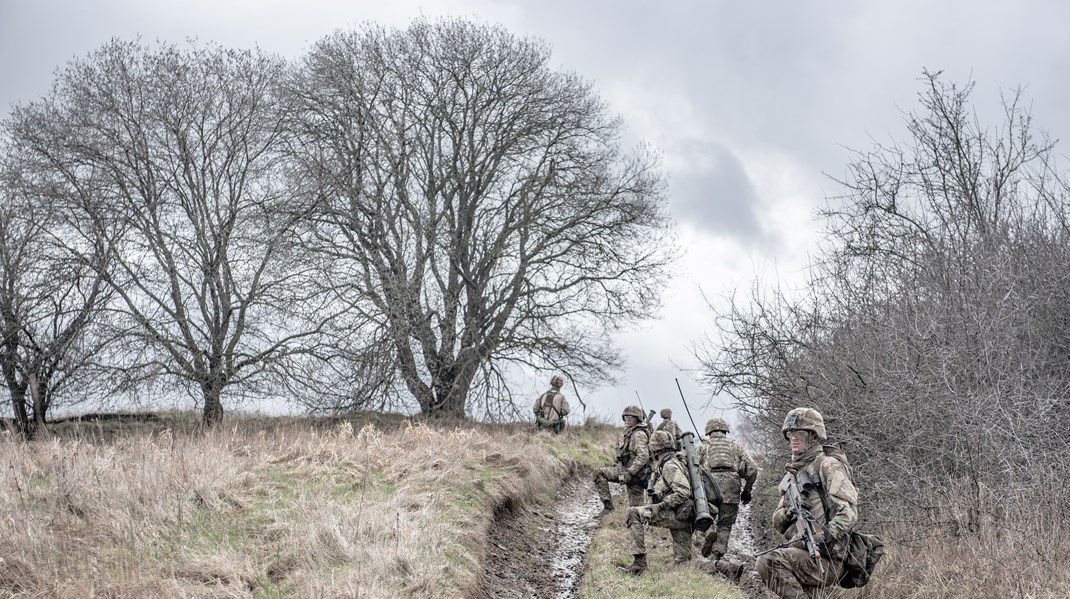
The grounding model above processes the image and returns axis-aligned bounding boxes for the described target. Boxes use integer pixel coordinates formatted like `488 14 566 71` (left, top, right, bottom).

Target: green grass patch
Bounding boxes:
579 514 743 599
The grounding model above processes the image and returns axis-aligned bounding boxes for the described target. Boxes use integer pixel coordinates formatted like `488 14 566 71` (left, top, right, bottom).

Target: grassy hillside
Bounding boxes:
0 414 641 598
17 412 1062 598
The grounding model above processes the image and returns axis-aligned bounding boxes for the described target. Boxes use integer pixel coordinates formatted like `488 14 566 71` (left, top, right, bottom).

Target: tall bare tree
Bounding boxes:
7 40 334 425
285 19 674 419
0 145 114 438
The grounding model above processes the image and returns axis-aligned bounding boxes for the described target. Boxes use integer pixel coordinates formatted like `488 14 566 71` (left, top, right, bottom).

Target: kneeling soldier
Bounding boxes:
620 430 714 575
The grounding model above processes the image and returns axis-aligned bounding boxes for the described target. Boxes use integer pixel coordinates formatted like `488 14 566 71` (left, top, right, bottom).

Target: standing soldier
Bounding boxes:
656 408 683 450
697 417 758 562
620 430 713 574
593 405 651 514
756 407 858 599
533 375 570 434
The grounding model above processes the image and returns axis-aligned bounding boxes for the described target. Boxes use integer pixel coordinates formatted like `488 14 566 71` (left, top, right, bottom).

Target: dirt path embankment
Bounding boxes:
476 475 601 599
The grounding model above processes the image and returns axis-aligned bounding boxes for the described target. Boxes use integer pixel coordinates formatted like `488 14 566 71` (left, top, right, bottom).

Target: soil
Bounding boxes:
477 474 772 599
700 502 774 599
476 476 602 599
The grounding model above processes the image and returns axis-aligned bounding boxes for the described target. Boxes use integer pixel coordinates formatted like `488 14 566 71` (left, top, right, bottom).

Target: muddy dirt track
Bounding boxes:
476 476 602 599
476 475 769 599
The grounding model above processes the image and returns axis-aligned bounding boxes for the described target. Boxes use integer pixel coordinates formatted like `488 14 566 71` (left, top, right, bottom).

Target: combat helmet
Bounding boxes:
781 407 827 441
550 375 565 388
649 430 675 453
660 408 672 418
622 405 644 421
705 417 730 435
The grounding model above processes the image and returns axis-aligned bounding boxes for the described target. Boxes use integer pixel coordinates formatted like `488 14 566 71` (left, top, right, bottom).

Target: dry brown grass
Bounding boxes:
0 415 616 598
850 516 1070 598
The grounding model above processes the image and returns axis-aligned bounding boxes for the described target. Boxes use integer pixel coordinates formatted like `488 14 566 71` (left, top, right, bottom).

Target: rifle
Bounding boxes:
679 431 714 532
633 390 654 423
773 469 826 574
615 446 628 482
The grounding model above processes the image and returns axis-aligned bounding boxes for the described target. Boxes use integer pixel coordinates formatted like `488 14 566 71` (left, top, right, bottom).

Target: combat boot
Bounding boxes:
622 554 647 575
713 558 745 582
600 499 613 515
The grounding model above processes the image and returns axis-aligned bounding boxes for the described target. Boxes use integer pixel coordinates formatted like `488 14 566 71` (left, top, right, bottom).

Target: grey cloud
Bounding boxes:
668 141 773 248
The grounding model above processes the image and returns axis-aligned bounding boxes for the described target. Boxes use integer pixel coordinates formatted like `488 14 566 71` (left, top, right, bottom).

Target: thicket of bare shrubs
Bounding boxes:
702 71 1070 595
0 416 614 598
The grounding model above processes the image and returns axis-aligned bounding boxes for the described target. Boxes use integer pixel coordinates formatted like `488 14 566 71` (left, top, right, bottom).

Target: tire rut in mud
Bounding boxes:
476 475 601 599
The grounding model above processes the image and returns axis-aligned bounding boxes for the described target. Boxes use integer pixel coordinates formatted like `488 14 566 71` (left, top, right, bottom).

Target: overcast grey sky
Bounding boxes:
3 0 1069 431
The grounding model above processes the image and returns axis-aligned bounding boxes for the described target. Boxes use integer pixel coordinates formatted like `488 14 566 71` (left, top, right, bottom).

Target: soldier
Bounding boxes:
620 430 714 574
655 408 683 450
593 405 651 514
533 375 570 433
696 417 758 562
756 407 859 599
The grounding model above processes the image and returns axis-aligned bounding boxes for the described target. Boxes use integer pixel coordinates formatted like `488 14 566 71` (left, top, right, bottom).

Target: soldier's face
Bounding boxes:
623 415 639 428
786 429 811 453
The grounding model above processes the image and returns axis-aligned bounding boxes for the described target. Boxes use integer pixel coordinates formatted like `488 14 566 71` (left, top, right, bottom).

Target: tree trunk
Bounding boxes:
202 382 224 427
422 358 479 420
8 385 31 440
28 373 45 436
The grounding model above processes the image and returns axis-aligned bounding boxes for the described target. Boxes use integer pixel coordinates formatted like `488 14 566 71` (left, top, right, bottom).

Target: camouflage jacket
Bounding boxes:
532 389 570 421
619 422 651 479
772 444 859 543
649 452 692 511
697 432 758 504
655 419 684 448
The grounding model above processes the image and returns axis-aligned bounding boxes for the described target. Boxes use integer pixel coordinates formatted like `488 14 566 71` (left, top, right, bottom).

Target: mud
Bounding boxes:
476 476 602 599
698 502 772 599
478 476 771 599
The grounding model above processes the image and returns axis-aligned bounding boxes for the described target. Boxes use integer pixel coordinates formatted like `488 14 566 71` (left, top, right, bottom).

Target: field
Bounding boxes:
3 413 1070 598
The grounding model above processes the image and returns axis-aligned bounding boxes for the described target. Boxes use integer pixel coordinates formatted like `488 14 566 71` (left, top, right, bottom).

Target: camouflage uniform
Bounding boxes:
620 430 718 575
593 405 651 510
533 375 570 434
655 408 684 450
625 447 696 564
757 408 859 599
695 417 758 560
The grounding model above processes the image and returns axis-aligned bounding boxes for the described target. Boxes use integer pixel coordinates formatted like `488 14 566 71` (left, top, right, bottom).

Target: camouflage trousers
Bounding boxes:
695 501 739 560
535 417 565 434
593 467 646 507
755 545 844 599
625 506 694 562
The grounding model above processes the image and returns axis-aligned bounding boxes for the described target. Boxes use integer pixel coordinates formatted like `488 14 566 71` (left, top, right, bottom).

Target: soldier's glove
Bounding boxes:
740 490 752 505
771 508 793 535
819 526 839 554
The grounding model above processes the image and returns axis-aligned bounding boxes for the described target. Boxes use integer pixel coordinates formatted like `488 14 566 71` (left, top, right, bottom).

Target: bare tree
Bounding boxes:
7 40 336 425
700 71 1070 532
284 19 674 419
0 145 114 438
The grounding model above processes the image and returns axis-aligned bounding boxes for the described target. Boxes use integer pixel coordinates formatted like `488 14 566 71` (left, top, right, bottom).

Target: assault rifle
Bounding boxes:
778 469 826 574
615 446 628 482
